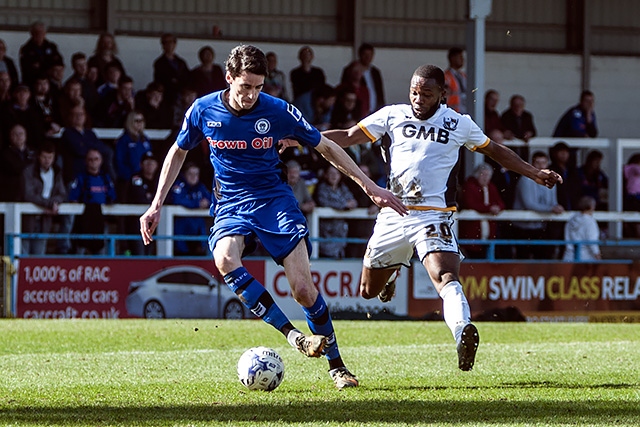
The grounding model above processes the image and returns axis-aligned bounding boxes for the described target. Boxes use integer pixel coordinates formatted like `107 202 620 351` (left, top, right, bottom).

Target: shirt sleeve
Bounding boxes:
464 115 490 151
358 106 392 142
176 100 205 151
282 102 322 148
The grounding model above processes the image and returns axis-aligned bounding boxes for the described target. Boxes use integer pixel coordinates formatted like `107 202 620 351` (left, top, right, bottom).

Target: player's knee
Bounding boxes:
359 282 376 299
290 283 317 306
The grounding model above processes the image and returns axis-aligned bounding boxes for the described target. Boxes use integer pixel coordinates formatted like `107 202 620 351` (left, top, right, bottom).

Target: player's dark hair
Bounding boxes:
226 45 268 78
413 64 445 88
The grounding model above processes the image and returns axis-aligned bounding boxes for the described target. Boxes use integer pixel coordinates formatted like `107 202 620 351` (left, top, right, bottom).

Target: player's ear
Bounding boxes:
225 72 233 84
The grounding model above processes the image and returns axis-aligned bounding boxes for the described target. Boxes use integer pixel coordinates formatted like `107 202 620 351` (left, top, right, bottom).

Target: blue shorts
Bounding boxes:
208 196 311 265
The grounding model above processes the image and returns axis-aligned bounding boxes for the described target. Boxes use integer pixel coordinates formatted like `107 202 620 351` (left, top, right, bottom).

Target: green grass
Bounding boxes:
1 320 639 426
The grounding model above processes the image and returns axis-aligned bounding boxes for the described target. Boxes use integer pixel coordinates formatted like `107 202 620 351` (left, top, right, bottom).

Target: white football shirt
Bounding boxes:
358 103 489 209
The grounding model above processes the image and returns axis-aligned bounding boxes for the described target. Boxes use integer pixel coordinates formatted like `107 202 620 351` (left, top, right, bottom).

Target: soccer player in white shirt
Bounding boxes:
324 64 563 371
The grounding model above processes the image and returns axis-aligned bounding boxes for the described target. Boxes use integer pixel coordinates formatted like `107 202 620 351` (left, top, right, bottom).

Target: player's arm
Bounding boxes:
323 124 371 148
315 135 407 216
477 140 563 189
139 142 189 244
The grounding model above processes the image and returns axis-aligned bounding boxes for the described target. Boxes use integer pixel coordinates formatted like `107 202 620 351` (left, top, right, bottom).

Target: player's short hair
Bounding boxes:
412 64 445 88
226 45 268 78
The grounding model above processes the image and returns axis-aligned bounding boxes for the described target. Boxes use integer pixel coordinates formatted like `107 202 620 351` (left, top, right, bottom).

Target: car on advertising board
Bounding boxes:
125 265 248 319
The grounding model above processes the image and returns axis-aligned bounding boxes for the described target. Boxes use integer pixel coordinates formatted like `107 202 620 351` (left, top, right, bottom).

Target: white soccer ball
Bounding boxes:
237 346 285 391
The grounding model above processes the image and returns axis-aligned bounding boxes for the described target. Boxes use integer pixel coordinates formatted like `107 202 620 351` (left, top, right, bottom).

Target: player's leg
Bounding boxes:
359 266 398 301
214 235 297 340
282 240 358 388
423 251 479 371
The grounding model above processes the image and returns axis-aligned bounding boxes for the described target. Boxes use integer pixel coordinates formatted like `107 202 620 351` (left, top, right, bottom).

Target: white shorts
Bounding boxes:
363 208 463 269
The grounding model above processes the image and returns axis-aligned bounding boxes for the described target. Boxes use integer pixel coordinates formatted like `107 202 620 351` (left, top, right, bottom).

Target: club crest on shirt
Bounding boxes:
443 117 458 131
255 118 271 134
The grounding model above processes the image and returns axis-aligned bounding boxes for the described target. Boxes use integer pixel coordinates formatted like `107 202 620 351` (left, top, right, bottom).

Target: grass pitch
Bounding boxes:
1 319 639 426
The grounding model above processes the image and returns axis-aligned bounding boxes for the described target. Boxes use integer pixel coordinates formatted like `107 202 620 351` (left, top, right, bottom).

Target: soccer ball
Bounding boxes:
237 346 285 391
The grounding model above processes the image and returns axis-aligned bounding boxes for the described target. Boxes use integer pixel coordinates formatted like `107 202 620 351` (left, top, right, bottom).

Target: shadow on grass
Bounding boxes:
2 399 639 425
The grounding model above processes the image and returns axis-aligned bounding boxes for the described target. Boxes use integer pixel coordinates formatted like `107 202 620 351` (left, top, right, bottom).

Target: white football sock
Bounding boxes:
286 329 303 348
439 281 471 343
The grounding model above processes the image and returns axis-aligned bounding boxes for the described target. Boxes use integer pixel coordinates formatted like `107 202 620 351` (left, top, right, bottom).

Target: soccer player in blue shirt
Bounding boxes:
140 45 407 389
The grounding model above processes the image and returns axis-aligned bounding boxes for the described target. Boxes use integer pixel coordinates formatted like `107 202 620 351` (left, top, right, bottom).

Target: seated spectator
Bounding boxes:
313 165 357 259
563 196 601 261
134 82 170 129
57 78 91 128
46 61 65 103
68 148 116 255
0 39 19 90
459 163 505 259
286 160 315 216
153 33 189 110
512 151 565 259
264 51 288 100
484 89 505 142
501 94 536 142
0 124 35 201
19 21 63 88
190 45 226 97
1 84 44 150
0 71 12 106
115 110 153 193
87 32 126 87
578 149 608 211
96 61 121 100
31 73 61 137
296 84 336 131
59 104 113 185
21 142 66 255
169 162 211 256
96 74 135 128
172 86 198 131
123 151 159 255
66 52 99 113
553 90 598 138
330 87 360 130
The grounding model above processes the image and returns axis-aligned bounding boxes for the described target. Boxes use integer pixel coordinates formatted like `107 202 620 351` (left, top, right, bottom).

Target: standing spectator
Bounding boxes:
66 52 99 113
313 165 357 259
484 89 505 142
623 153 640 237
340 43 385 114
97 75 135 128
0 124 34 201
134 81 170 129
563 196 601 261
87 33 126 87
501 94 537 142
286 160 315 216
512 151 565 259
19 21 63 87
123 151 159 255
68 148 116 255
444 47 467 113
153 33 189 110
264 51 288 100
21 142 66 254
115 110 153 192
553 90 598 138
290 46 326 103
169 162 211 256
190 46 226 97
0 39 19 90
577 150 608 211
459 163 505 259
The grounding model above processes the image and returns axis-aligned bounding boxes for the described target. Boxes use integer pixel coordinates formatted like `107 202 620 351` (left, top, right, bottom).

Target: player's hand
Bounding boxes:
277 138 299 154
535 169 563 189
140 206 161 245
367 187 408 216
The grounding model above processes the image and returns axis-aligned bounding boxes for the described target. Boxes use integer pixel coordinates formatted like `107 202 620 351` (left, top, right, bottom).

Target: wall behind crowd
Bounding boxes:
1 30 639 138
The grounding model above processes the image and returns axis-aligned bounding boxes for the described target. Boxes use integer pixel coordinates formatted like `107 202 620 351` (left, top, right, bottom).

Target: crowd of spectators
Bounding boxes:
0 23 631 260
